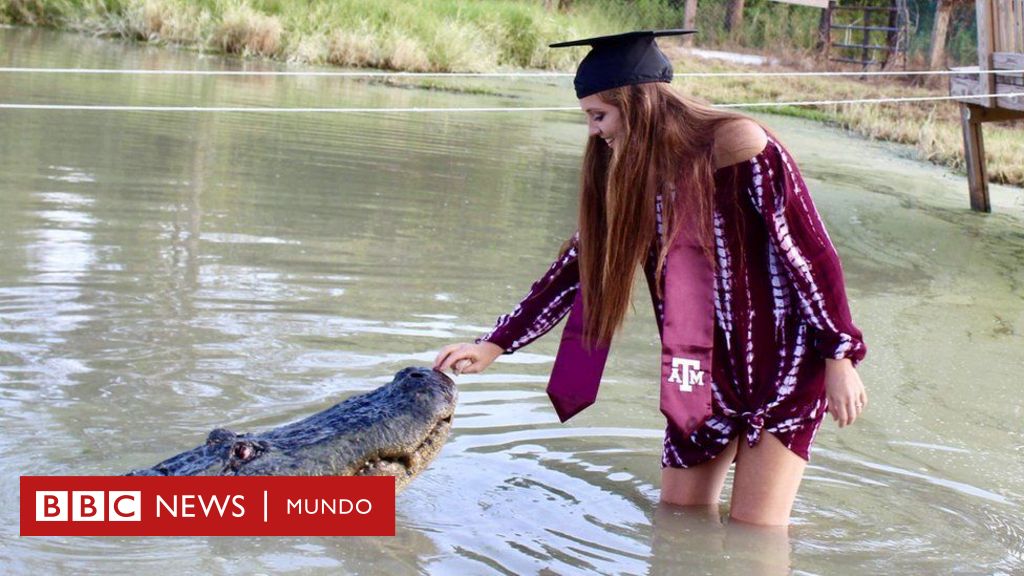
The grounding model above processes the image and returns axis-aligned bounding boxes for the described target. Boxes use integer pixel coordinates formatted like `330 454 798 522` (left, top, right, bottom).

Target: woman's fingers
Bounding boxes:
848 391 867 427
824 358 866 429
843 403 856 427
434 344 482 374
435 345 469 371
835 395 867 428
834 402 849 428
442 352 469 372
850 391 867 426
433 344 460 370
434 344 457 365
435 342 500 375
829 397 860 428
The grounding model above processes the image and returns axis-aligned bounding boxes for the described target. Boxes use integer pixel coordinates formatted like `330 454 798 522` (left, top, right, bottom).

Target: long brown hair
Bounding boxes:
578 82 745 346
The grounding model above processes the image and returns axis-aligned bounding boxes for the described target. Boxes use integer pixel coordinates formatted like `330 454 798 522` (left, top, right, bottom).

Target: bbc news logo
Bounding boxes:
21 476 394 536
36 490 141 522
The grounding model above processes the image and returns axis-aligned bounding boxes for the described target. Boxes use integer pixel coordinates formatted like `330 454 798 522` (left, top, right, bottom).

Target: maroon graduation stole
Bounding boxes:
657 216 714 434
546 203 714 435
546 292 610 422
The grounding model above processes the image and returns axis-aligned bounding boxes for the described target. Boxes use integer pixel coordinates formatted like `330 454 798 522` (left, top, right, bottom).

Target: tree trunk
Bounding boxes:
929 0 954 70
725 0 745 36
683 0 698 47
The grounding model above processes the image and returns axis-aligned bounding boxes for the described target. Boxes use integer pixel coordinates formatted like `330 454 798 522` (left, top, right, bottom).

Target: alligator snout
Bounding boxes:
125 367 457 492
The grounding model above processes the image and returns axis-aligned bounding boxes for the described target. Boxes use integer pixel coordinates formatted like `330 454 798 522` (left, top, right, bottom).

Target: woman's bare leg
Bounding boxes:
660 438 738 506
729 433 806 526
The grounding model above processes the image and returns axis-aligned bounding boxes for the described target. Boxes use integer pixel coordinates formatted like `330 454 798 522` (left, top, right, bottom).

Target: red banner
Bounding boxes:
20 476 395 536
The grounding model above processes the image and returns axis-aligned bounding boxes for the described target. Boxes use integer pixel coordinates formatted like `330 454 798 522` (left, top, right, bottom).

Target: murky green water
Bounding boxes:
2 27 1023 575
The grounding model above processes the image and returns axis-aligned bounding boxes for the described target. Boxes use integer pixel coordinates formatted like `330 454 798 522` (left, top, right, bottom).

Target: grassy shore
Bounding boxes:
2 0 1021 186
669 54 1024 188
0 0 653 71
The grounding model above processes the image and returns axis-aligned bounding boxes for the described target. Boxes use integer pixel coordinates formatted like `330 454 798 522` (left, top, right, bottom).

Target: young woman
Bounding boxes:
434 30 867 526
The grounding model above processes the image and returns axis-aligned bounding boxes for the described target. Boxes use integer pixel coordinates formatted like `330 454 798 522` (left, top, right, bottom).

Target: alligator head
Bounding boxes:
127 367 456 492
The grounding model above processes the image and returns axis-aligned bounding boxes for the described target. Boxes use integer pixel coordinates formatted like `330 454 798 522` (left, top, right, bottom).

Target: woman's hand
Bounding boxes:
433 341 503 375
825 358 867 428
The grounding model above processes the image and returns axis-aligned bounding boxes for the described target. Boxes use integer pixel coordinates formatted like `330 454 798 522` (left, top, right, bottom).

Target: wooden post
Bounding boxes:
977 0 996 106
861 5 871 71
1011 0 1019 50
885 0 900 69
960 103 991 213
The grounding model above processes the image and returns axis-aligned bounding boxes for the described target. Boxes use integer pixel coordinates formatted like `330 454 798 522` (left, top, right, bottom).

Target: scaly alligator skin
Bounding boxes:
126 367 456 492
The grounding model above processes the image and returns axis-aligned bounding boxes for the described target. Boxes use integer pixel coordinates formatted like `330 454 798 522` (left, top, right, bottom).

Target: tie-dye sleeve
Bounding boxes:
478 234 580 353
745 140 867 365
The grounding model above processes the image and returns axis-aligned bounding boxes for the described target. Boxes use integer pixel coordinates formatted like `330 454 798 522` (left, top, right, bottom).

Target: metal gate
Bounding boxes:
823 0 909 69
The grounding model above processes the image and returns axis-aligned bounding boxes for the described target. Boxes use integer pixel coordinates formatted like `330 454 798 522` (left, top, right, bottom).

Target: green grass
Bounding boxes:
0 0 632 71
0 0 982 69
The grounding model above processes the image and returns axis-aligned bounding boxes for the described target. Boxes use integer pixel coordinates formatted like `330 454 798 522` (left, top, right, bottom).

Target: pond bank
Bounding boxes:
2 0 1021 187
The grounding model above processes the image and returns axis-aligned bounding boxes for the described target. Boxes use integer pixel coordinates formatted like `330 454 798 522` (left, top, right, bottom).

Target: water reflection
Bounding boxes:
650 504 792 576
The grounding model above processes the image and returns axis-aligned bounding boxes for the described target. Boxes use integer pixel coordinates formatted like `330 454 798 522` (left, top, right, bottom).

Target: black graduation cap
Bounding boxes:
550 30 696 99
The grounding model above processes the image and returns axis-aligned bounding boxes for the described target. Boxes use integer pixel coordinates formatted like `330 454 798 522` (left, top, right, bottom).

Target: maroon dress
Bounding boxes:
479 138 866 467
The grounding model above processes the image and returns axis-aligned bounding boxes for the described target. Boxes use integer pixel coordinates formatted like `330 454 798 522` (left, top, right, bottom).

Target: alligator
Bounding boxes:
127 367 456 492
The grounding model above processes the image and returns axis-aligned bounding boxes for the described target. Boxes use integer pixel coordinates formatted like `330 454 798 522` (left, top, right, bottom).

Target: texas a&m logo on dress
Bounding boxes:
667 357 705 392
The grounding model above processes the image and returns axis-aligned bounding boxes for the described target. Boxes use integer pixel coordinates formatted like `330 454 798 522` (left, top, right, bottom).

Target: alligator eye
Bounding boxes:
232 441 263 462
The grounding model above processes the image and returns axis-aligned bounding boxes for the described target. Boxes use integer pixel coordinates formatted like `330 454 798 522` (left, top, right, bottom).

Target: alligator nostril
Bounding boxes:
410 371 425 379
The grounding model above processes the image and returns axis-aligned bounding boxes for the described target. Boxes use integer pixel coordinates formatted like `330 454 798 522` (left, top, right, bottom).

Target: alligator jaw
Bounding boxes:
357 410 455 490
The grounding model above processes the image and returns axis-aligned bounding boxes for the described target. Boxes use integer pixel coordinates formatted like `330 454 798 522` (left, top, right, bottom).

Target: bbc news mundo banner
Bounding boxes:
20 476 395 536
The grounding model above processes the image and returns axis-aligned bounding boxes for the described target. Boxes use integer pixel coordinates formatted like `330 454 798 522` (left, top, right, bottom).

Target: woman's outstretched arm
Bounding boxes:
434 234 580 374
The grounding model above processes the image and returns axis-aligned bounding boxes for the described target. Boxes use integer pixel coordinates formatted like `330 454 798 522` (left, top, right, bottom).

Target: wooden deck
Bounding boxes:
949 0 1024 212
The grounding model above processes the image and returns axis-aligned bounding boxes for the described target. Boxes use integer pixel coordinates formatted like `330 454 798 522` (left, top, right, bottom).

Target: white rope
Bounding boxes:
1 66 1022 79
0 67 574 78
0 104 579 112
681 68 1024 78
718 92 1024 108
0 92 1020 113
